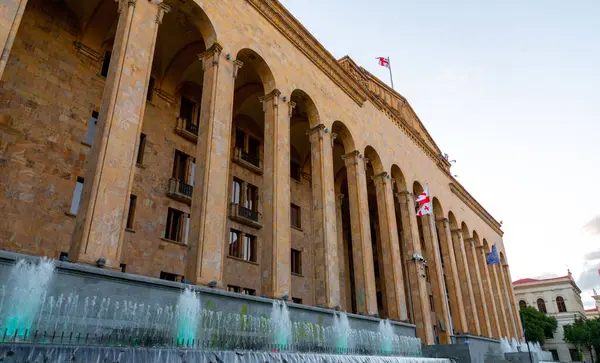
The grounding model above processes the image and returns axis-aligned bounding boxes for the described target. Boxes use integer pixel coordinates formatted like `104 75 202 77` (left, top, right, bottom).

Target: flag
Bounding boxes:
416 185 432 216
377 57 390 68
597 268 600 276
486 244 500 265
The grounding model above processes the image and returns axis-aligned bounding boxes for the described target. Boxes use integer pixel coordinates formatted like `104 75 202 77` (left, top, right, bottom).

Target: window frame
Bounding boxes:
291 248 302 275
100 51 111 77
69 177 85 215
242 234 257 262
519 300 527 310
136 133 147 166
537 298 547 313
229 229 242 259
85 111 99 146
126 194 137 230
291 203 301 229
165 207 187 243
556 296 567 313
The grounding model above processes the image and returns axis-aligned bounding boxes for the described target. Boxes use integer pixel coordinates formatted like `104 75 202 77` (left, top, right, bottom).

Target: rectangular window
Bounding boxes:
235 129 246 150
291 204 301 229
69 177 85 215
172 150 194 184
165 208 187 243
291 161 301 182
243 234 256 262
243 288 256 296
247 137 260 159
569 349 579 361
85 111 99 145
231 179 242 204
292 297 302 304
126 194 137 230
291 249 302 275
179 96 195 122
227 285 241 293
136 133 146 165
160 271 183 282
147 77 155 102
229 230 241 258
245 184 258 211
100 51 111 77
550 350 559 361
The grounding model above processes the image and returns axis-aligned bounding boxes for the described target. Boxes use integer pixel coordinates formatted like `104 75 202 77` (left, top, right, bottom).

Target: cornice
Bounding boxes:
449 182 503 236
246 0 368 106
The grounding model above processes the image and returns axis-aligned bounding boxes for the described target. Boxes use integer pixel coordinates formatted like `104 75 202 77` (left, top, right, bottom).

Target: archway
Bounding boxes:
391 165 412 322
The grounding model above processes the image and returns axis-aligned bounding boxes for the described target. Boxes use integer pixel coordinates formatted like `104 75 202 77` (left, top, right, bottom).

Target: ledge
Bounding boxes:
64 212 76 218
291 225 303 232
449 182 503 236
226 255 259 266
232 156 263 175
159 237 187 247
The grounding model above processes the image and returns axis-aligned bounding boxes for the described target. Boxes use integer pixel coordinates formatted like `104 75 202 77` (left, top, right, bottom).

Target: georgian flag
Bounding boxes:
416 185 432 216
377 57 390 68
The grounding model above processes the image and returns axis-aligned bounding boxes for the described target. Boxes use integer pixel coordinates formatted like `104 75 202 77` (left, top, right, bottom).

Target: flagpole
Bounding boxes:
387 57 395 90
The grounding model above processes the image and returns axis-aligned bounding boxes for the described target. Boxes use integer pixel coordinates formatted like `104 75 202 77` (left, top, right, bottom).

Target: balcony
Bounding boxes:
167 178 193 205
174 117 198 143
229 203 262 229
232 147 262 174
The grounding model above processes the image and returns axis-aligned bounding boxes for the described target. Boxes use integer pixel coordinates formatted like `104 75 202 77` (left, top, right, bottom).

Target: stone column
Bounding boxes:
71 0 170 269
395 191 434 345
185 43 239 286
451 229 480 335
421 214 451 344
465 238 492 337
342 150 378 316
504 263 524 339
0 0 27 79
476 245 501 338
258 91 292 299
372 172 408 321
490 261 510 338
308 124 340 308
336 193 350 311
437 218 467 334
498 262 518 339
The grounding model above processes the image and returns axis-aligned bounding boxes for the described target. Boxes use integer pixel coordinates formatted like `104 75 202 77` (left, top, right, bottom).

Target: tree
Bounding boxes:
564 318 600 363
520 306 558 345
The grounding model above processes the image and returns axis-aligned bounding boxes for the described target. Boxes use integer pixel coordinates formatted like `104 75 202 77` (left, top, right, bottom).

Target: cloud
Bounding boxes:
576 261 600 292
584 215 600 235
584 250 600 261
535 272 559 279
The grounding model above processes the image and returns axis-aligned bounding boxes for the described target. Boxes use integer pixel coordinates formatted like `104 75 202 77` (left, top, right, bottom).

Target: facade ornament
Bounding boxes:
259 89 281 111
306 124 327 141
288 101 296 118
341 150 361 166
116 0 137 14
155 3 171 25
330 132 338 148
233 60 244 79
199 42 224 71
371 171 388 182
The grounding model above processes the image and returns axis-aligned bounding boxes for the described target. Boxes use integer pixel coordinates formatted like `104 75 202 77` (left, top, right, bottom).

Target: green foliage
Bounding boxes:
564 318 600 362
520 307 558 344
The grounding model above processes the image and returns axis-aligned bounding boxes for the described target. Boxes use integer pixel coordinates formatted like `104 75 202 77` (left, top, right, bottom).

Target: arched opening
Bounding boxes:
432 198 456 334
391 165 412 322
537 298 547 313
556 296 567 312
332 121 357 313
519 300 528 310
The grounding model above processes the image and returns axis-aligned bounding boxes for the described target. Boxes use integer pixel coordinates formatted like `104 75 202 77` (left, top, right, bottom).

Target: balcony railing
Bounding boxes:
229 203 262 229
167 178 193 204
174 117 198 143
232 147 262 174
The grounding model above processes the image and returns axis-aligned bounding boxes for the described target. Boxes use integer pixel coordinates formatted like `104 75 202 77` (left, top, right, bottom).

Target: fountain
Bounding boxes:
0 257 448 362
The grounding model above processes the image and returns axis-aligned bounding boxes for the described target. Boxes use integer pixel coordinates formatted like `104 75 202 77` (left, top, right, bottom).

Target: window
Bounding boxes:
292 297 302 304
243 288 256 296
519 300 527 310
569 349 579 362
235 129 246 149
126 194 137 230
245 184 258 211
291 249 302 275
227 285 241 293
69 177 84 215
136 133 146 165
172 150 195 185
242 234 256 262
536 298 547 313
291 204 301 229
556 296 567 312
248 137 260 160
231 179 242 204
291 161 300 182
100 51 111 77
229 230 241 258
147 77 155 102
550 350 559 361
120 263 127 273
160 271 183 282
179 96 199 130
85 111 99 145
165 208 189 243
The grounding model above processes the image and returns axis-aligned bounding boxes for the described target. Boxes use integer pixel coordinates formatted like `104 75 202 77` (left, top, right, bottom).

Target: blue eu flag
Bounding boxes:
486 244 500 265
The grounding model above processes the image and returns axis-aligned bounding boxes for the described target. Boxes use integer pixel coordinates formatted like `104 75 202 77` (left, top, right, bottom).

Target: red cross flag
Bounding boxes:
416 185 433 216
377 57 390 68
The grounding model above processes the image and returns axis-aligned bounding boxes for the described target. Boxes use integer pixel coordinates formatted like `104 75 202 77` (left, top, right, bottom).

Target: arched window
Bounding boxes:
537 298 547 313
519 300 527 310
556 296 567 312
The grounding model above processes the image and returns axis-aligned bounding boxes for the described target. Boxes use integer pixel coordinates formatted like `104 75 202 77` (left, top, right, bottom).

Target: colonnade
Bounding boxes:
0 0 524 345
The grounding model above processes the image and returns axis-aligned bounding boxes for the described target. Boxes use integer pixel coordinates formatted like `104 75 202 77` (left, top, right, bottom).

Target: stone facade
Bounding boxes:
0 0 522 345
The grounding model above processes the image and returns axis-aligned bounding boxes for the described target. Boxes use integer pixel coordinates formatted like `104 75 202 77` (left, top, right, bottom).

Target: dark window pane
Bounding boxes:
291 204 301 228
235 129 245 149
248 137 260 158
136 133 146 165
101 51 111 77
243 235 256 262
291 249 302 274
179 96 195 122
291 161 300 181
229 230 241 258
147 77 155 102
126 194 137 229
246 184 257 211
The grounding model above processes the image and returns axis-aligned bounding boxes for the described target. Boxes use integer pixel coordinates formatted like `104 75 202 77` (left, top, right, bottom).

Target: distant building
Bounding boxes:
513 273 592 362
584 292 600 319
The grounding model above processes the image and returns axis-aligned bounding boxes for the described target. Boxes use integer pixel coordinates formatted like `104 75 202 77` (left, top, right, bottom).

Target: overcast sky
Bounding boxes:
279 0 600 307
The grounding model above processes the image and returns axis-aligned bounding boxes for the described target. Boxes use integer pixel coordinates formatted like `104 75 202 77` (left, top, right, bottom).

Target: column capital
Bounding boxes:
370 171 390 182
199 42 223 70
233 60 244 79
451 228 462 234
342 150 362 167
330 133 338 148
465 237 475 244
117 0 137 14
155 3 171 24
288 101 296 118
475 245 484 250
259 89 281 110
307 124 330 142
436 217 449 223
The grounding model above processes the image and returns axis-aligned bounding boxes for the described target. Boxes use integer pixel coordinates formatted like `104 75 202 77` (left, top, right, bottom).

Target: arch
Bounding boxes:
499 251 507 265
78 0 118 50
482 238 491 253
472 231 482 247
461 222 470 241
390 164 407 193
331 121 356 152
413 181 425 196
290 89 320 128
519 300 527 310
236 48 276 93
448 212 459 230
432 197 444 220
537 298 547 313
364 146 385 175
159 41 206 95
556 296 567 312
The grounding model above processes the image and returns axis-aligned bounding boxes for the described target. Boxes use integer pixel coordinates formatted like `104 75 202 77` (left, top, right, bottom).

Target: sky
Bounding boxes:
279 0 600 307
